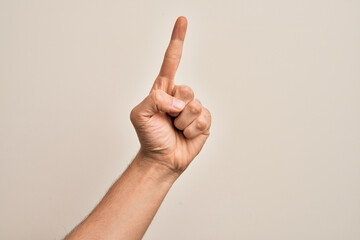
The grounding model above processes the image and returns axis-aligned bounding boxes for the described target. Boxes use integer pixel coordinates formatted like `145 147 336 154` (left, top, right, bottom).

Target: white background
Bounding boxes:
1 0 359 239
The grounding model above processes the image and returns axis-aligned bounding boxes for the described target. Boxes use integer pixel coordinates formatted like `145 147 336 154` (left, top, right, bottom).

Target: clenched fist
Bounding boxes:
130 16 211 174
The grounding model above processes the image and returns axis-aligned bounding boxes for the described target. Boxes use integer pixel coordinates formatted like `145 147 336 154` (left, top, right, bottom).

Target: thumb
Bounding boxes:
131 89 186 120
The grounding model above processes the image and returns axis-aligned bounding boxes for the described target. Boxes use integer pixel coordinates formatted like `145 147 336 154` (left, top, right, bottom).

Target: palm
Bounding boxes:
137 109 206 170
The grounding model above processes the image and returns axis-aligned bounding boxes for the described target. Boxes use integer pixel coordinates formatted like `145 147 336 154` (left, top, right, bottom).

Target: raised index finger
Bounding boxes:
153 16 187 92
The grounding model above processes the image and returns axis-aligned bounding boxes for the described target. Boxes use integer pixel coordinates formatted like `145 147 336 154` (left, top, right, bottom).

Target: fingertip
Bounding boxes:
171 16 188 41
177 16 188 26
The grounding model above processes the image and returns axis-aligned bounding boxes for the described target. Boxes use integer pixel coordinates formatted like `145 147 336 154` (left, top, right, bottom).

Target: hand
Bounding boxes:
130 16 211 174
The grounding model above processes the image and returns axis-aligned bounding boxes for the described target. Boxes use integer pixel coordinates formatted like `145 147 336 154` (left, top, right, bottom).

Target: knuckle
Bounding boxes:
188 101 202 114
196 117 208 131
202 107 212 126
151 89 163 103
205 107 212 121
165 49 181 60
183 128 193 138
178 85 194 100
207 130 211 136
203 106 209 114
165 53 181 60
130 107 138 123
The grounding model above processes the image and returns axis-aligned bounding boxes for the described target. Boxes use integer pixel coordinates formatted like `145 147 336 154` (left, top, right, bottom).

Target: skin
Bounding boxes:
64 16 211 240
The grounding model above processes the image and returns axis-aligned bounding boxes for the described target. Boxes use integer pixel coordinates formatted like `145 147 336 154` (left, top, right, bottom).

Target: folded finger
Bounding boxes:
174 99 202 130
168 85 194 117
183 108 211 139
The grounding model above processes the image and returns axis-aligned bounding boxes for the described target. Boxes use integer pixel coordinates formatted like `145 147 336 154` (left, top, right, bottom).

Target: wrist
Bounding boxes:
132 150 181 185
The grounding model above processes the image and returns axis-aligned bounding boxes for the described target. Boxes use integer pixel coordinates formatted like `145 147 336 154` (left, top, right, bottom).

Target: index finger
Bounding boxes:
153 16 188 92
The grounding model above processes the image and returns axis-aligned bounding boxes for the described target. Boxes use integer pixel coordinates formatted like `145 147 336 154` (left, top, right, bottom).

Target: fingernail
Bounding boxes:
172 98 185 110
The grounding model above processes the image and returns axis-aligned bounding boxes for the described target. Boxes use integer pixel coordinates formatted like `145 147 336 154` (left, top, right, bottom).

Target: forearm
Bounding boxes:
65 16 210 240
65 151 180 240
